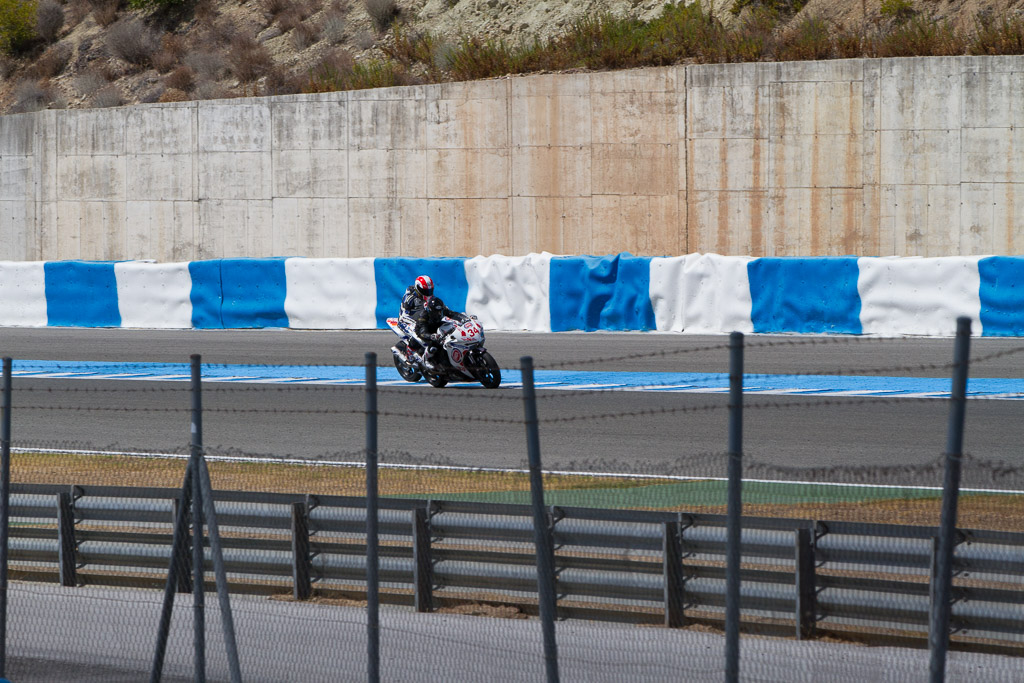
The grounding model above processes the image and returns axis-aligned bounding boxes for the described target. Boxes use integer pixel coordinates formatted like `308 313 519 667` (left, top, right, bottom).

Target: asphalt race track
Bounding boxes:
1 327 1023 488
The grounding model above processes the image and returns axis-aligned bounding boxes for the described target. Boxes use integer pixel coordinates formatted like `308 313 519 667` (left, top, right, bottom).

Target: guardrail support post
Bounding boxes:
57 491 77 587
521 356 560 683
291 502 311 600
663 521 685 628
171 496 192 594
795 527 816 640
930 317 971 683
413 506 433 613
725 332 744 683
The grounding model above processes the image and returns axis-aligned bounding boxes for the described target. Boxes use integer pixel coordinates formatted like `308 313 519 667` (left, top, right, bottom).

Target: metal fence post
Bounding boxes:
795 526 816 640
412 506 433 613
0 358 10 680
725 332 744 683
365 352 380 683
57 491 77 587
663 521 685 628
521 356 560 683
930 316 971 683
292 502 312 601
189 355 206 683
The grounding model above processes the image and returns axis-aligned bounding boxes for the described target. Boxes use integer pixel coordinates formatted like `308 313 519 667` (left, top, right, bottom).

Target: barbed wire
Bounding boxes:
532 341 732 369
12 405 368 416
538 402 725 424
377 410 522 424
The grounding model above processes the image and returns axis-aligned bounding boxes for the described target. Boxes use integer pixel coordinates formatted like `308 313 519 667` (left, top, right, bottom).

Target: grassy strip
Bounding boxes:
11 452 1022 531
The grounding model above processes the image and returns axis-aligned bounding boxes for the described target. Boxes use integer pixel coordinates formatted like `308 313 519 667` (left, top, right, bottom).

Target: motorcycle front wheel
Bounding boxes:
473 351 501 389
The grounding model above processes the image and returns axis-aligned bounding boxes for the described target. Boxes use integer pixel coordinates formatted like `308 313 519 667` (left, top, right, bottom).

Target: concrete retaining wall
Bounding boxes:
4 254 1022 336
1 56 1023 261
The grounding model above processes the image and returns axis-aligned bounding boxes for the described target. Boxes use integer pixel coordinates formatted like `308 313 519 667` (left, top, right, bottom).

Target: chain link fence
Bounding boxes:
0 324 1022 681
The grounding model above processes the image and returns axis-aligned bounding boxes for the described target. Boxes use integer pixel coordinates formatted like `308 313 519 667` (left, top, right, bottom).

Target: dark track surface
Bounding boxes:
2 328 1023 488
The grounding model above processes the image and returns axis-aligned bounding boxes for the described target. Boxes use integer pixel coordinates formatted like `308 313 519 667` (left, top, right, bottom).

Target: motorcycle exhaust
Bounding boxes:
391 345 409 363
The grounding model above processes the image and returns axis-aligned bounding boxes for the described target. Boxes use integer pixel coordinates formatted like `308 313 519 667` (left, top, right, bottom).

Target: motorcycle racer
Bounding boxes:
398 275 469 372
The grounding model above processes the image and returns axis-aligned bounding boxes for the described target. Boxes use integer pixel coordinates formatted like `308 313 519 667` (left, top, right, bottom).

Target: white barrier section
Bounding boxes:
649 254 755 333
857 256 983 336
0 261 47 327
284 257 377 329
115 261 194 329
464 253 552 332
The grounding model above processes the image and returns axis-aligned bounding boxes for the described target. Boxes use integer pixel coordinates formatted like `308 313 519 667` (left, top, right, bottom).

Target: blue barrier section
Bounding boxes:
549 254 656 331
748 257 862 334
43 261 121 327
978 256 1024 337
188 260 224 329
218 258 289 328
373 258 469 328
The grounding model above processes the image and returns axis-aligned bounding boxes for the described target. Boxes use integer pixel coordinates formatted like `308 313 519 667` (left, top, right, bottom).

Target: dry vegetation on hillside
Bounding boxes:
0 0 1022 114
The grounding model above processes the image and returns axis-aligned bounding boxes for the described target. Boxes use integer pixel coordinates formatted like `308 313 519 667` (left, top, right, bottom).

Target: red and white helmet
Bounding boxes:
414 275 434 298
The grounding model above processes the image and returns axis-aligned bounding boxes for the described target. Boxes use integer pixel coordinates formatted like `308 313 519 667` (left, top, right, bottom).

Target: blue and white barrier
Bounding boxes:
2 254 1023 336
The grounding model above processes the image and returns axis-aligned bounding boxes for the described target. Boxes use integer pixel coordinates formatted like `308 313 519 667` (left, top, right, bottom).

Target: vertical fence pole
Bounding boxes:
190 355 206 683
724 332 744 683
929 316 971 683
365 353 380 683
521 356 560 683
0 358 12 679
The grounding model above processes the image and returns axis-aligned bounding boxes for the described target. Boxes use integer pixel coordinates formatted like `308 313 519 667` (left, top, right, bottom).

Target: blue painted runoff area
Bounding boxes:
373 258 469 329
748 257 862 335
9 360 1024 398
979 256 1024 337
549 254 656 332
44 261 121 328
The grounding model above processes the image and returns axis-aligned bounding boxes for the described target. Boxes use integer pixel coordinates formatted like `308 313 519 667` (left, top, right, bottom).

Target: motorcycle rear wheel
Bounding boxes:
474 351 501 389
392 344 421 382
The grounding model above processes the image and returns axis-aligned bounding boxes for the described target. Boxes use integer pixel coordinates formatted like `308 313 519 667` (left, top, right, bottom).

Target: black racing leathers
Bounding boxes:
415 303 468 342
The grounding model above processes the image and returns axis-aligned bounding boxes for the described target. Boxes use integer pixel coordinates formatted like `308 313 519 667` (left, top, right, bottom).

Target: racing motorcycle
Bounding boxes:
387 313 501 389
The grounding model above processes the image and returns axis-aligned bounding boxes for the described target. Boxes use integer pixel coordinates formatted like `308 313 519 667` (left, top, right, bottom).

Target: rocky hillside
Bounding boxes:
0 0 1022 114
